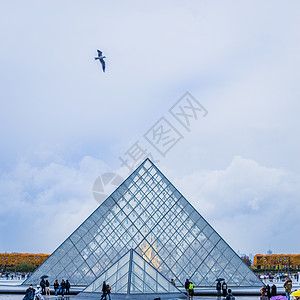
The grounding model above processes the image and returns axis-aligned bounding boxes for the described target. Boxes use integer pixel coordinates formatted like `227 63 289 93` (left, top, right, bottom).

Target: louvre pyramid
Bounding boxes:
24 159 262 287
79 249 183 299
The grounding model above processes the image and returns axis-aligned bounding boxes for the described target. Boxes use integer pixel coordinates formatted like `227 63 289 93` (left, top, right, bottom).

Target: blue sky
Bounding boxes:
1 0 300 256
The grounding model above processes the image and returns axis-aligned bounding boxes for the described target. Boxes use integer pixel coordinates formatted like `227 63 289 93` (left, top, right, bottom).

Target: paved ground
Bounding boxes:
0 281 24 286
0 296 266 300
0 279 299 299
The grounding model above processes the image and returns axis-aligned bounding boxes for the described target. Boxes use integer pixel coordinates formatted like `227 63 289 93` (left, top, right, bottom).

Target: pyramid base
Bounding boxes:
78 292 186 300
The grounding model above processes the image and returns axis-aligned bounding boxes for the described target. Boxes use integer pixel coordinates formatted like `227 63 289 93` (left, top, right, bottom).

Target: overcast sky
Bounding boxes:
1 0 300 257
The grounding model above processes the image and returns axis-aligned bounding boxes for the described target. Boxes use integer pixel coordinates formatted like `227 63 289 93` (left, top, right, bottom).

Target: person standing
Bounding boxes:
171 279 176 286
45 280 50 296
54 280 59 296
189 282 194 300
284 277 292 300
222 281 228 297
100 281 107 300
266 284 271 299
216 280 222 299
185 279 190 297
106 282 111 300
271 284 277 297
60 279 66 297
260 285 266 297
65 280 70 295
40 278 46 295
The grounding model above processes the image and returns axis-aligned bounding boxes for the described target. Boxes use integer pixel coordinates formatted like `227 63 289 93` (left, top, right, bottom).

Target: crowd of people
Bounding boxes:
259 273 300 282
260 277 300 300
53 279 71 296
260 283 278 298
0 272 31 280
23 279 71 299
183 278 235 300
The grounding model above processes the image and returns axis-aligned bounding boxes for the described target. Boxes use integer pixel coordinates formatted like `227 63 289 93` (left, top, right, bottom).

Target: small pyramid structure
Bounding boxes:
79 249 184 299
24 159 262 287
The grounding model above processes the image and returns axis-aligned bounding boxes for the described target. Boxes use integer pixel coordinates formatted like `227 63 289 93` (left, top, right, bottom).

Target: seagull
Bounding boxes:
94 50 106 72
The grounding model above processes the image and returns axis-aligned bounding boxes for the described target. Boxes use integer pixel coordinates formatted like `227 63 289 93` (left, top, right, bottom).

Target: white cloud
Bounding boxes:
173 156 300 254
0 156 110 252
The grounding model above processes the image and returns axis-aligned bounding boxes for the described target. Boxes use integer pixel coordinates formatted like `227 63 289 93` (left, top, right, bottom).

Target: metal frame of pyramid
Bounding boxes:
78 249 184 299
24 158 263 288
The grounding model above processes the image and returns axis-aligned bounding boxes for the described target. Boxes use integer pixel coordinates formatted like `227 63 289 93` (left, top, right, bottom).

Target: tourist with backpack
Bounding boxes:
189 282 194 300
284 277 292 300
106 282 111 300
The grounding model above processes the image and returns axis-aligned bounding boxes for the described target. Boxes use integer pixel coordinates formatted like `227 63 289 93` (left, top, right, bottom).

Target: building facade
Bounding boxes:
0 253 50 268
253 254 300 271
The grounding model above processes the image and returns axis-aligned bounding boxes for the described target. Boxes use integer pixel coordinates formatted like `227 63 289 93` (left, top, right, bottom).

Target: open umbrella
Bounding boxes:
270 296 287 300
216 278 225 281
291 291 300 297
40 275 48 279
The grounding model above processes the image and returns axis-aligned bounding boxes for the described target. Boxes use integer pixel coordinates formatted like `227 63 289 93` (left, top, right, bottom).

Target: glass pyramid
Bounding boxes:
24 159 262 287
80 249 183 297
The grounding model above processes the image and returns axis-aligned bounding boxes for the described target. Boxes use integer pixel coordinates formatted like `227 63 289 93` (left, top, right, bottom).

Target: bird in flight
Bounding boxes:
94 50 106 72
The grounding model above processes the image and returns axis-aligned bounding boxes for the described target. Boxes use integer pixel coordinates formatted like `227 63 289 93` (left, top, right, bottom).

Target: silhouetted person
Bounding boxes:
271 284 277 296
216 280 222 299
40 279 46 295
66 280 70 294
266 284 271 299
54 280 59 296
222 281 228 297
60 279 66 296
101 281 107 300
185 279 190 297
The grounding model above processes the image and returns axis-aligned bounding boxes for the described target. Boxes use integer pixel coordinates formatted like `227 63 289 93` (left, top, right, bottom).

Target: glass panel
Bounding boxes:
130 274 143 293
144 273 156 292
202 224 214 237
209 232 220 244
223 247 235 260
115 273 129 293
132 262 144 280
